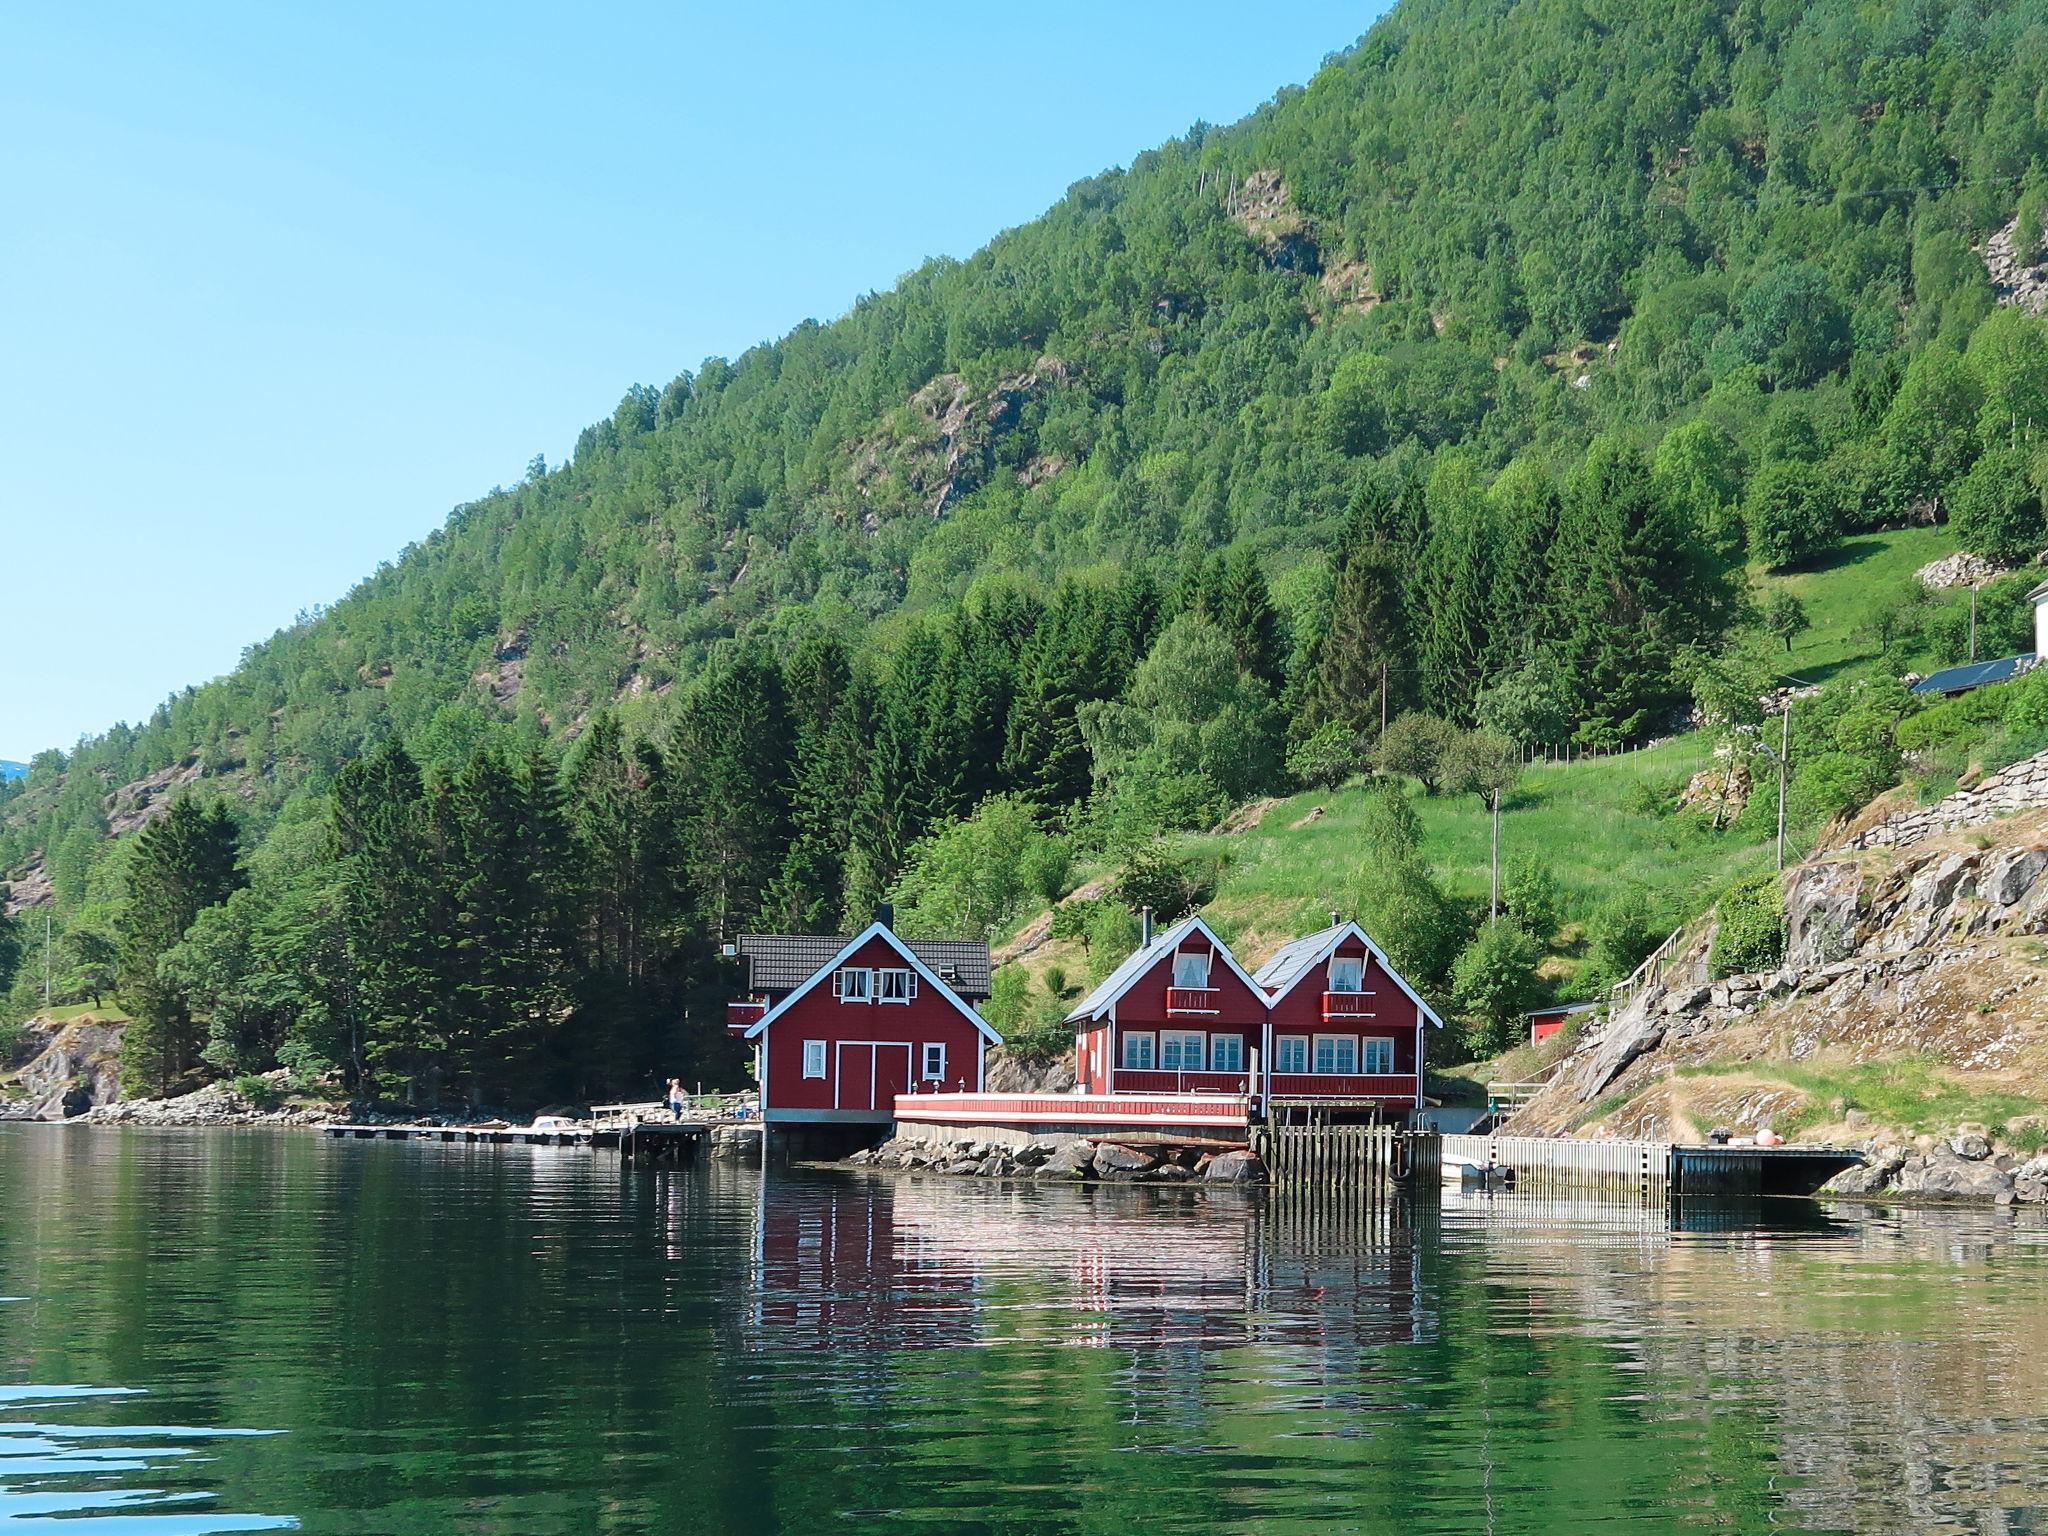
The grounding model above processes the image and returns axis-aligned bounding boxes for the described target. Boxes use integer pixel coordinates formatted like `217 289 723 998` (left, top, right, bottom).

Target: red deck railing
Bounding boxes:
1164 987 1221 1015
1268 1071 1417 1104
725 999 767 1032
1111 1068 1252 1096
1320 991 1377 1020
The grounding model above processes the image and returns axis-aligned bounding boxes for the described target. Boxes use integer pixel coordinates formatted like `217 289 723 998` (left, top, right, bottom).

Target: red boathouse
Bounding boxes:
1252 919 1438 1115
1064 915 1270 1098
729 919 999 1128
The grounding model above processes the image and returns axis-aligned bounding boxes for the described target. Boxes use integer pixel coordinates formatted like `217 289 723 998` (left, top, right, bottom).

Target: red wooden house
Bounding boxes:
1064 915 1270 1098
1252 919 1438 1114
728 918 999 1127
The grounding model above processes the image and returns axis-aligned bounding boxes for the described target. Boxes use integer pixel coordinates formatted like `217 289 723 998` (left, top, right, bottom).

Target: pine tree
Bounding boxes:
119 796 245 1093
671 648 794 940
1412 458 1496 722
761 635 869 932
1545 435 1731 744
331 741 446 1101
1300 523 1411 736
1218 548 1286 695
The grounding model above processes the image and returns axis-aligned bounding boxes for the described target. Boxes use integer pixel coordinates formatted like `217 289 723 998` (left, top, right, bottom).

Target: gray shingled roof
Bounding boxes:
736 932 991 998
1251 923 1346 995
1061 915 1202 1025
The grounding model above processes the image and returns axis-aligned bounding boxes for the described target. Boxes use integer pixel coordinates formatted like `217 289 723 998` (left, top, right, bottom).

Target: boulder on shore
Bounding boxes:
1090 1142 1156 1179
1203 1150 1266 1184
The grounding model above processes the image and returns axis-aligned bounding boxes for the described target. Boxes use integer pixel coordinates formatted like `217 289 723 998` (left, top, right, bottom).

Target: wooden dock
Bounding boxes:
1252 1122 1440 1191
320 1114 757 1165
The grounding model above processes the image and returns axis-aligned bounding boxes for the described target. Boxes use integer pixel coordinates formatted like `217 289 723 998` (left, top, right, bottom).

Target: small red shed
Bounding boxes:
1064 915 1269 1098
730 921 1000 1127
1526 999 1599 1046
1253 919 1437 1115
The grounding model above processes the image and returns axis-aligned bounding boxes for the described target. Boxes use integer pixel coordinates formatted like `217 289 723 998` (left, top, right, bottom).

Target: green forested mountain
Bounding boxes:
11 0 2048 1102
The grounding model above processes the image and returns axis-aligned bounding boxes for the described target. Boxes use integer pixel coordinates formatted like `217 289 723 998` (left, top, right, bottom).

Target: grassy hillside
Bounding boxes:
11 0 2048 1098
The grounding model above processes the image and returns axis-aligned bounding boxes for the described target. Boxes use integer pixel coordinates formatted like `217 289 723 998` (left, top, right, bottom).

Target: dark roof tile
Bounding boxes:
736 932 992 998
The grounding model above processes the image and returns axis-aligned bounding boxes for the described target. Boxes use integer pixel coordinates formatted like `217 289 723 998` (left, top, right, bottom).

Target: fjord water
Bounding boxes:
3 1130 2046 1534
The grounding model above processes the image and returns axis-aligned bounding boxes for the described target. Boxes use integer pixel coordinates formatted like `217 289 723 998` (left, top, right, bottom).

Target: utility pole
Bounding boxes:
44 907 52 1010
1489 787 1501 920
1379 660 1388 736
1970 583 1980 663
1776 703 1790 873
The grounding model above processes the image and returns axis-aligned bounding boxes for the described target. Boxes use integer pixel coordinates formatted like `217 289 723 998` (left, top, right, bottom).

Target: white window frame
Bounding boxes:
1172 950 1212 989
835 966 873 1003
1361 1036 1395 1074
1209 1034 1244 1072
1328 955 1365 993
1313 1033 1358 1074
1161 1029 1206 1072
1275 1035 1309 1074
921 1042 946 1081
1120 1031 1157 1070
878 967 917 1004
802 1039 827 1079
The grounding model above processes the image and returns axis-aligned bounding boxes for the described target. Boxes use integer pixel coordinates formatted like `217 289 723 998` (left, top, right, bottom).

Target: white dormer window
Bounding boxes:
1329 955 1365 993
1173 950 1211 988
834 967 873 1003
878 968 917 1003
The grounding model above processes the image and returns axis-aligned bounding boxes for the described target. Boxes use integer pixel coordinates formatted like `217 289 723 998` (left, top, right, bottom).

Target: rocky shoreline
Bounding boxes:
1825 1131 2048 1205
845 1132 1265 1184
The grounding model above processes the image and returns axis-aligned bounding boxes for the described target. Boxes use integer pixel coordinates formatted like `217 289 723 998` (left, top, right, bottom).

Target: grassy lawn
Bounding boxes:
1751 524 1958 686
34 1001 131 1025
1188 731 1779 959
1674 1056 2046 1146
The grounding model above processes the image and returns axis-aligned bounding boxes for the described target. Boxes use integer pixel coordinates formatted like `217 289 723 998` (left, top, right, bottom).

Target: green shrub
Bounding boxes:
1502 853 1563 942
1287 720 1370 789
1451 918 1545 1058
1894 686 2010 754
1709 870 1785 977
1112 842 1223 923
1587 892 1662 983
231 1073 281 1110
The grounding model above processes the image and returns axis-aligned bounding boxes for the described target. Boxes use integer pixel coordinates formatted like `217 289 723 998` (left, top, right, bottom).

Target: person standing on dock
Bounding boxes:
666 1078 685 1122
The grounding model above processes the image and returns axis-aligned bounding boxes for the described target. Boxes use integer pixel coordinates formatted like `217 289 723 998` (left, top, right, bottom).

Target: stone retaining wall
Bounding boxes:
1848 750 2048 851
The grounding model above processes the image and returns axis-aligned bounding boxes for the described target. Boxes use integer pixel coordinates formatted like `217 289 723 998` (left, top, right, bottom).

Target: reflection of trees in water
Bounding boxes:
1448 1197 2048 1534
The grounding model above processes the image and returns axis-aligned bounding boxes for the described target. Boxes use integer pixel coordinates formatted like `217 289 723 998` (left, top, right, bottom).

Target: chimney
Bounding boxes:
876 901 895 930
1330 909 1341 928
1141 906 1154 945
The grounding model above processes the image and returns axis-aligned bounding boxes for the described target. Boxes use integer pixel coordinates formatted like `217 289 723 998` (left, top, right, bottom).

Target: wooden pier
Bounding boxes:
320 1112 757 1166
1252 1122 1440 1191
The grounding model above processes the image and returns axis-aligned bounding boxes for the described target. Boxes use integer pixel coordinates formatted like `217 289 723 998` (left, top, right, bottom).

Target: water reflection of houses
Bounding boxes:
743 1169 1440 1371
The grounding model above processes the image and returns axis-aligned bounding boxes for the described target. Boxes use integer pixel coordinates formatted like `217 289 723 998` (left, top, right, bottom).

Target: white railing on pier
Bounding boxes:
1443 1133 1671 1201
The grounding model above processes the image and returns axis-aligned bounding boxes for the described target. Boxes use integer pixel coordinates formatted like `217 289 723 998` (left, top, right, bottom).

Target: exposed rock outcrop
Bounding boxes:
2 1015 124 1120
981 1049 1078 1095
1509 813 2048 1157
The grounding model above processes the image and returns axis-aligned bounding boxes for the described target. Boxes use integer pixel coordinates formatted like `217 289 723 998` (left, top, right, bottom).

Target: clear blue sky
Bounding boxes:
3 2 1387 762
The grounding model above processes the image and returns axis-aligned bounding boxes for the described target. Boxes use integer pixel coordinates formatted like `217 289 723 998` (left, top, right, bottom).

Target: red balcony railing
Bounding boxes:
1268 1071 1418 1105
1112 1068 1252 1096
1165 986 1220 1015
726 999 767 1032
1321 990 1377 1020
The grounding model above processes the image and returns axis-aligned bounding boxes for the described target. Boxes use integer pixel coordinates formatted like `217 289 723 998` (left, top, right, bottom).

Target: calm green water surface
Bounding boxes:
3 1127 2047 1534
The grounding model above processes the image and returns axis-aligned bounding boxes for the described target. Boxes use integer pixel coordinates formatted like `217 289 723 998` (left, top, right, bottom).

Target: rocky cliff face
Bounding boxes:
1506 807 2048 1198
2 1015 125 1119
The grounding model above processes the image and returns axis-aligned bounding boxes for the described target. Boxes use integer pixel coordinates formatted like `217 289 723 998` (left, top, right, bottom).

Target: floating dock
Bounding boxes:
319 1118 755 1164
